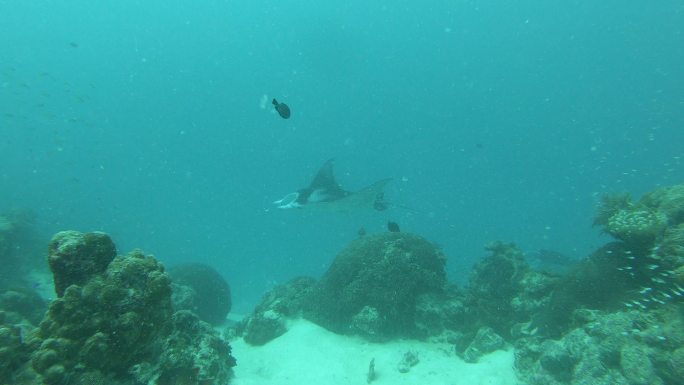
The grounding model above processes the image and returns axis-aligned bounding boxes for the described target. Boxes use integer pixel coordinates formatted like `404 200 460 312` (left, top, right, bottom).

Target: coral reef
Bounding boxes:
33 248 174 381
528 242 636 338
2 231 236 385
465 241 556 339
594 184 684 252
131 310 236 385
412 286 471 340
0 288 46 326
47 231 117 297
0 311 33 384
239 277 315 345
169 263 232 325
0 287 45 384
592 183 684 312
513 182 684 384
303 233 447 340
515 306 684 385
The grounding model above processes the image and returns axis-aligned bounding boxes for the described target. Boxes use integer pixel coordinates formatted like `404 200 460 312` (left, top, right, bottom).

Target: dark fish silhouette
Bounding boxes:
387 221 400 232
272 98 291 119
526 249 579 275
273 159 391 212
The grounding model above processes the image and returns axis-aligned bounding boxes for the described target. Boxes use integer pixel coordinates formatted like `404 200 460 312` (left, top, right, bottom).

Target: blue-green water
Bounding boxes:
1 0 683 312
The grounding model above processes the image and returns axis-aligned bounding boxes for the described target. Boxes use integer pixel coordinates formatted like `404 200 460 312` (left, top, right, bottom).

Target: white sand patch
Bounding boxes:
231 319 518 385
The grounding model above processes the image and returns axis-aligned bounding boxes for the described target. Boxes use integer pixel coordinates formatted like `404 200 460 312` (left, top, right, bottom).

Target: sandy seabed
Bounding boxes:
230 319 518 385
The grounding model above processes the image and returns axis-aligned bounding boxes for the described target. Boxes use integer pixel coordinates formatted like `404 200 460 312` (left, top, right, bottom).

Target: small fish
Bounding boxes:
639 287 653 294
358 227 367 238
69 42 79 48
272 98 291 119
387 221 400 232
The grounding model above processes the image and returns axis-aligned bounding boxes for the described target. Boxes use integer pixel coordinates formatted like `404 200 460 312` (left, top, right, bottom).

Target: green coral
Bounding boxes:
33 249 173 382
47 231 117 297
594 184 684 250
131 310 236 385
595 183 684 292
0 322 30 384
466 242 549 338
305 232 447 340
641 184 684 225
20 231 237 385
605 208 667 246
169 263 232 325
593 192 632 227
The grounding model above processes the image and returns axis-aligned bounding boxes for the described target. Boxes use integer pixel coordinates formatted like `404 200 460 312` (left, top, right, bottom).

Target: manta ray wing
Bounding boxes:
307 158 348 200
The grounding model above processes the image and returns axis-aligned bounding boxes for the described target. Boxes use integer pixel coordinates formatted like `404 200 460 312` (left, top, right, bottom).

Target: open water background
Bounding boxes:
1 0 683 312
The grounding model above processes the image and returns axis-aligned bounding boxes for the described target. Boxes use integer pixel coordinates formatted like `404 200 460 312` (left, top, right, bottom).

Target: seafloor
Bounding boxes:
1 182 683 385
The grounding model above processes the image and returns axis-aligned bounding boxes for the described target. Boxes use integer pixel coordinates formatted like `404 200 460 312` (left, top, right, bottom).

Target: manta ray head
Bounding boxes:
273 192 302 209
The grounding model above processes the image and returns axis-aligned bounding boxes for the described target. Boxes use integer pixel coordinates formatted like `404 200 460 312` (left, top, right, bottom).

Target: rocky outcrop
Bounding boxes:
170 262 232 325
240 276 315 345
304 233 447 340
2 231 237 385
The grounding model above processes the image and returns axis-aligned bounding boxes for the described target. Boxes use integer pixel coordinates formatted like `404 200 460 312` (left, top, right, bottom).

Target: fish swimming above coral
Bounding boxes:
273 159 391 212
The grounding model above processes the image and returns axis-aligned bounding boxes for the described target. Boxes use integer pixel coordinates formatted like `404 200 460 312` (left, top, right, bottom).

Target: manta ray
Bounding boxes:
273 159 391 211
